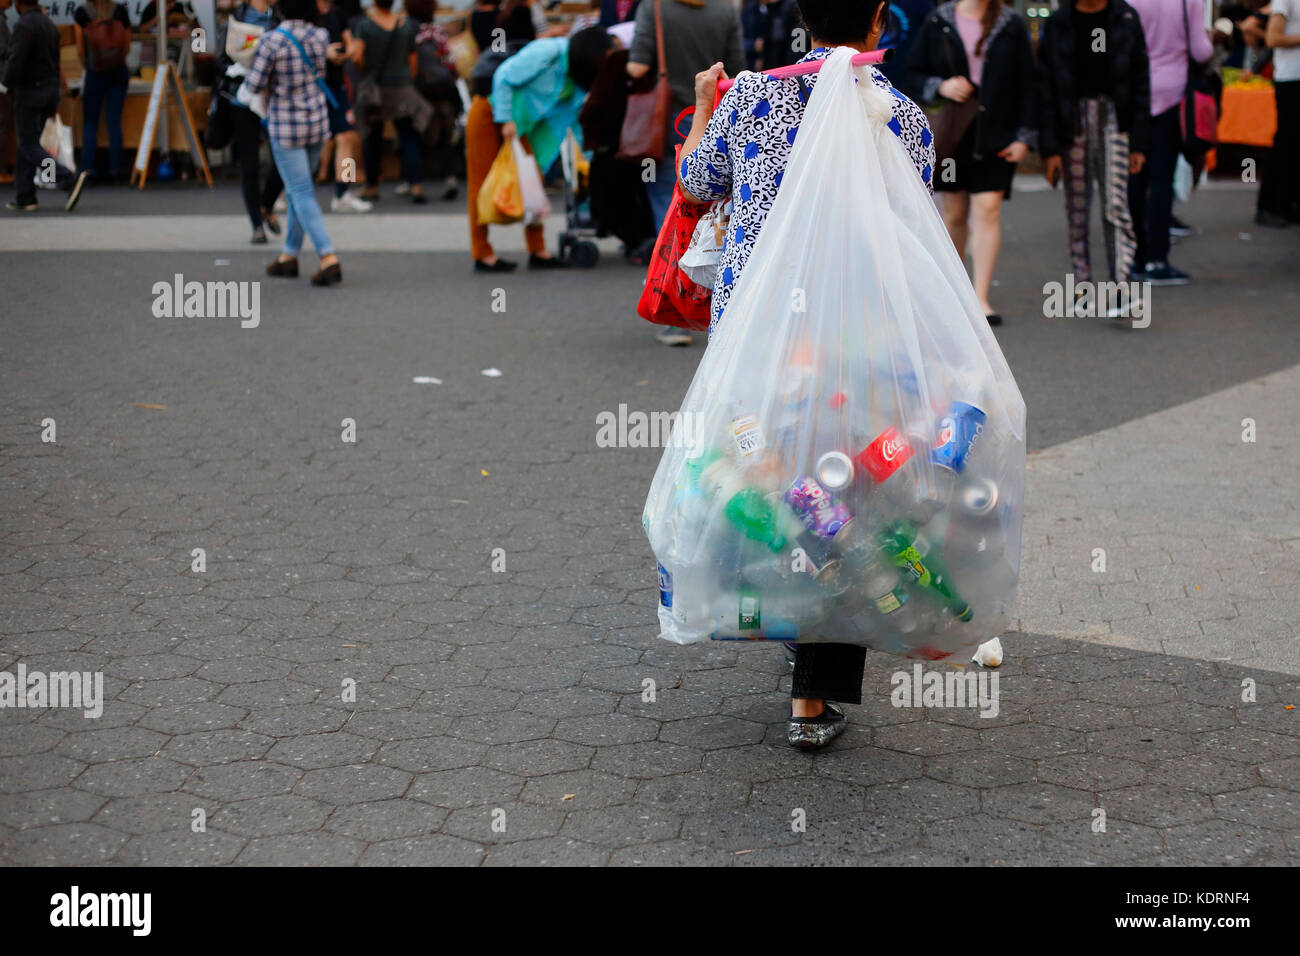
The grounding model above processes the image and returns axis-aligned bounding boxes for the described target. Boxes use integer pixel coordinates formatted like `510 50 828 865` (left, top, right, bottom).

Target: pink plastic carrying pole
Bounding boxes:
715 48 893 96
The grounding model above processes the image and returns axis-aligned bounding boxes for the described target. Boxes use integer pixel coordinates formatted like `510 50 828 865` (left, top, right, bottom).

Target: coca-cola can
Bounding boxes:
853 426 914 483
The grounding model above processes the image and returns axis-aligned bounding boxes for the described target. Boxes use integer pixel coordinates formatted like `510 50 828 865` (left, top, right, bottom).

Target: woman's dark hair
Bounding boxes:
497 0 527 27
974 0 1002 56
794 0 888 44
405 0 435 21
568 25 615 91
279 0 322 22
373 0 395 9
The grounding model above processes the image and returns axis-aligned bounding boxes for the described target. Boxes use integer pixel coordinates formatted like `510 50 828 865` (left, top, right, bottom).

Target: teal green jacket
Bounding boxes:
490 37 583 175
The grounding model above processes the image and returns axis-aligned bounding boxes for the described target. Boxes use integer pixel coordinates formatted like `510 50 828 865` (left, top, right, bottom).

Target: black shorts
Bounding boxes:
934 125 1017 198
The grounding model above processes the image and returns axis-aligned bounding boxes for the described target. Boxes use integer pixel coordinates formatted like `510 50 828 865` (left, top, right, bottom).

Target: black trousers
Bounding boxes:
1128 104 1181 267
1258 80 1300 220
232 104 283 230
13 84 76 206
792 642 867 704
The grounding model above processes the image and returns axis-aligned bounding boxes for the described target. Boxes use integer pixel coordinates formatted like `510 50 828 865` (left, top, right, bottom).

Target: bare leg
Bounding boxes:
969 190 1004 315
791 698 824 717
942 190 971 263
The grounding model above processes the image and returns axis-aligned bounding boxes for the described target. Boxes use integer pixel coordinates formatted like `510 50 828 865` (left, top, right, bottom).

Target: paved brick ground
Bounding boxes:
0 185 1297 865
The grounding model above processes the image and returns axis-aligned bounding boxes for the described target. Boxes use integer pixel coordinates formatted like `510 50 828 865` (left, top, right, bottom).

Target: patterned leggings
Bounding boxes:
1064 98 1137 283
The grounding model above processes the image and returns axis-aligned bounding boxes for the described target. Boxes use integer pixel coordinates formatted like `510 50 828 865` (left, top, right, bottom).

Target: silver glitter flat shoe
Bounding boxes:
787 701 846 750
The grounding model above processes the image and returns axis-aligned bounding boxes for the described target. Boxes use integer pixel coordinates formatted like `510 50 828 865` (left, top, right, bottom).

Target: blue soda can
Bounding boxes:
931 401 987 473
657 564 673 608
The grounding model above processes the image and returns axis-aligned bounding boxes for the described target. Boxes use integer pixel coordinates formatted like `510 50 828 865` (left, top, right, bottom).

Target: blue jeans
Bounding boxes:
81 67 129 175
269 139 335 258
646 122 688 231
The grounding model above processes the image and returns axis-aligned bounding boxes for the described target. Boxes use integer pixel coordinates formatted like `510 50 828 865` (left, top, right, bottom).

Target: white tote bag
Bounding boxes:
511 137 550 224
35 116 76 188
643 49 1026 661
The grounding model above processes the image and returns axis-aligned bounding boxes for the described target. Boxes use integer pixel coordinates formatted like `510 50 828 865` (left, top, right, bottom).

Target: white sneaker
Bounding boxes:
331 192 374 213
655 326 694 347
394 181 412 196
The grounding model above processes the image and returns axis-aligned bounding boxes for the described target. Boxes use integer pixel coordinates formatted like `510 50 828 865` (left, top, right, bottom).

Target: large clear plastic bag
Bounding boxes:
643 49 1026 662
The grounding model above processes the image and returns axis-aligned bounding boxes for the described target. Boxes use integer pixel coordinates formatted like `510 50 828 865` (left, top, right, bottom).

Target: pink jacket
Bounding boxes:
1127 0 1215 116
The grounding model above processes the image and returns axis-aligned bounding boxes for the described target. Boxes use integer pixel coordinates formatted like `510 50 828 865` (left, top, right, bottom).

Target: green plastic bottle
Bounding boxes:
877 519 973 622
695 454 789 553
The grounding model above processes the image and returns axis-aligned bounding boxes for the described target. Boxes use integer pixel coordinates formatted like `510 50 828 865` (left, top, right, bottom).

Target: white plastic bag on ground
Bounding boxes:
643 48 1026 663
512 137 550 225
36 116 75 188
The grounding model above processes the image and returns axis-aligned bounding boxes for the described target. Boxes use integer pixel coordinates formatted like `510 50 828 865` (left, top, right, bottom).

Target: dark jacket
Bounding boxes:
3 6 61 91
1036 0 1151 158
907 1 1038 157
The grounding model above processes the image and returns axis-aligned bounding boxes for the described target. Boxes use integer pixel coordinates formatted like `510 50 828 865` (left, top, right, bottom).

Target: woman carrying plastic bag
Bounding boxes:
643 0 1026 751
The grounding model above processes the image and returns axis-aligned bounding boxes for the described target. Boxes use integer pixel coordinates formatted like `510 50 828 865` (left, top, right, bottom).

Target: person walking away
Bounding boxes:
908 0 1036 325
3 0 89 212
1125 0 1212 284
244 0 342 285
1037 0 1150 309
73 0 131 183
678 0 935 748
315 0 371 211
218 0 285 242
628 0 745 346
354 0 430 203
1258 0 1300 226
409 0 463 201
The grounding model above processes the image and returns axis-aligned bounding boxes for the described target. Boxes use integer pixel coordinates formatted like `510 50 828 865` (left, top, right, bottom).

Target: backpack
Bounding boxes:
85 12 130 72
469 40 529 99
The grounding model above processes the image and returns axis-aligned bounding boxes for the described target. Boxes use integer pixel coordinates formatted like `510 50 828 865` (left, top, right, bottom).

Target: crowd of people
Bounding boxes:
1 0 1296 305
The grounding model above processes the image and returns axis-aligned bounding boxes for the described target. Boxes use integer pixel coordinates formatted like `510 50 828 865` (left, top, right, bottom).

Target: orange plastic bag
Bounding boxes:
476 142 523 225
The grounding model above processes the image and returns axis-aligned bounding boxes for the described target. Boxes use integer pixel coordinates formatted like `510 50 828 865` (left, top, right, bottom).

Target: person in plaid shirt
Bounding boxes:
245 0 343 285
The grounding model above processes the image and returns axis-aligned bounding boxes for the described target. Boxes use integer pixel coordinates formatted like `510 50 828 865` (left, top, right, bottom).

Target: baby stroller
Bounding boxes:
557 130 601 269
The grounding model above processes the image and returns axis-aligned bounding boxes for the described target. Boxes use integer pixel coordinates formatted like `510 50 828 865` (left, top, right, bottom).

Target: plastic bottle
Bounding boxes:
876 519 973 622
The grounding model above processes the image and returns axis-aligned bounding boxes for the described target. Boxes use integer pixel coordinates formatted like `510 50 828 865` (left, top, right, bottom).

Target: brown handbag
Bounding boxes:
929 28 979 165
616 0 672 163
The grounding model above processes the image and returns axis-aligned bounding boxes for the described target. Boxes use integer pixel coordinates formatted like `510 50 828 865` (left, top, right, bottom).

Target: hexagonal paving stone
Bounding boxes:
265 733 379 770
519 769 637 811
1037 752 1148 791
183 762 302 801
443 801 566 845
924 751 1035 789
237 831 365 866
483 739 594 776
326 799 449 842
357 835 486 866
1 822 128 865
292 764 413 805
560 805 682 848
408 766 526 810
211 794 332 837
1212 786 1300 831
982 782 1097 825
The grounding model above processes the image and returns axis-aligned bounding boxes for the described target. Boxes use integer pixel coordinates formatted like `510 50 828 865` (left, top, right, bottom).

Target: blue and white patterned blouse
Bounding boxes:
680 47 935 336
